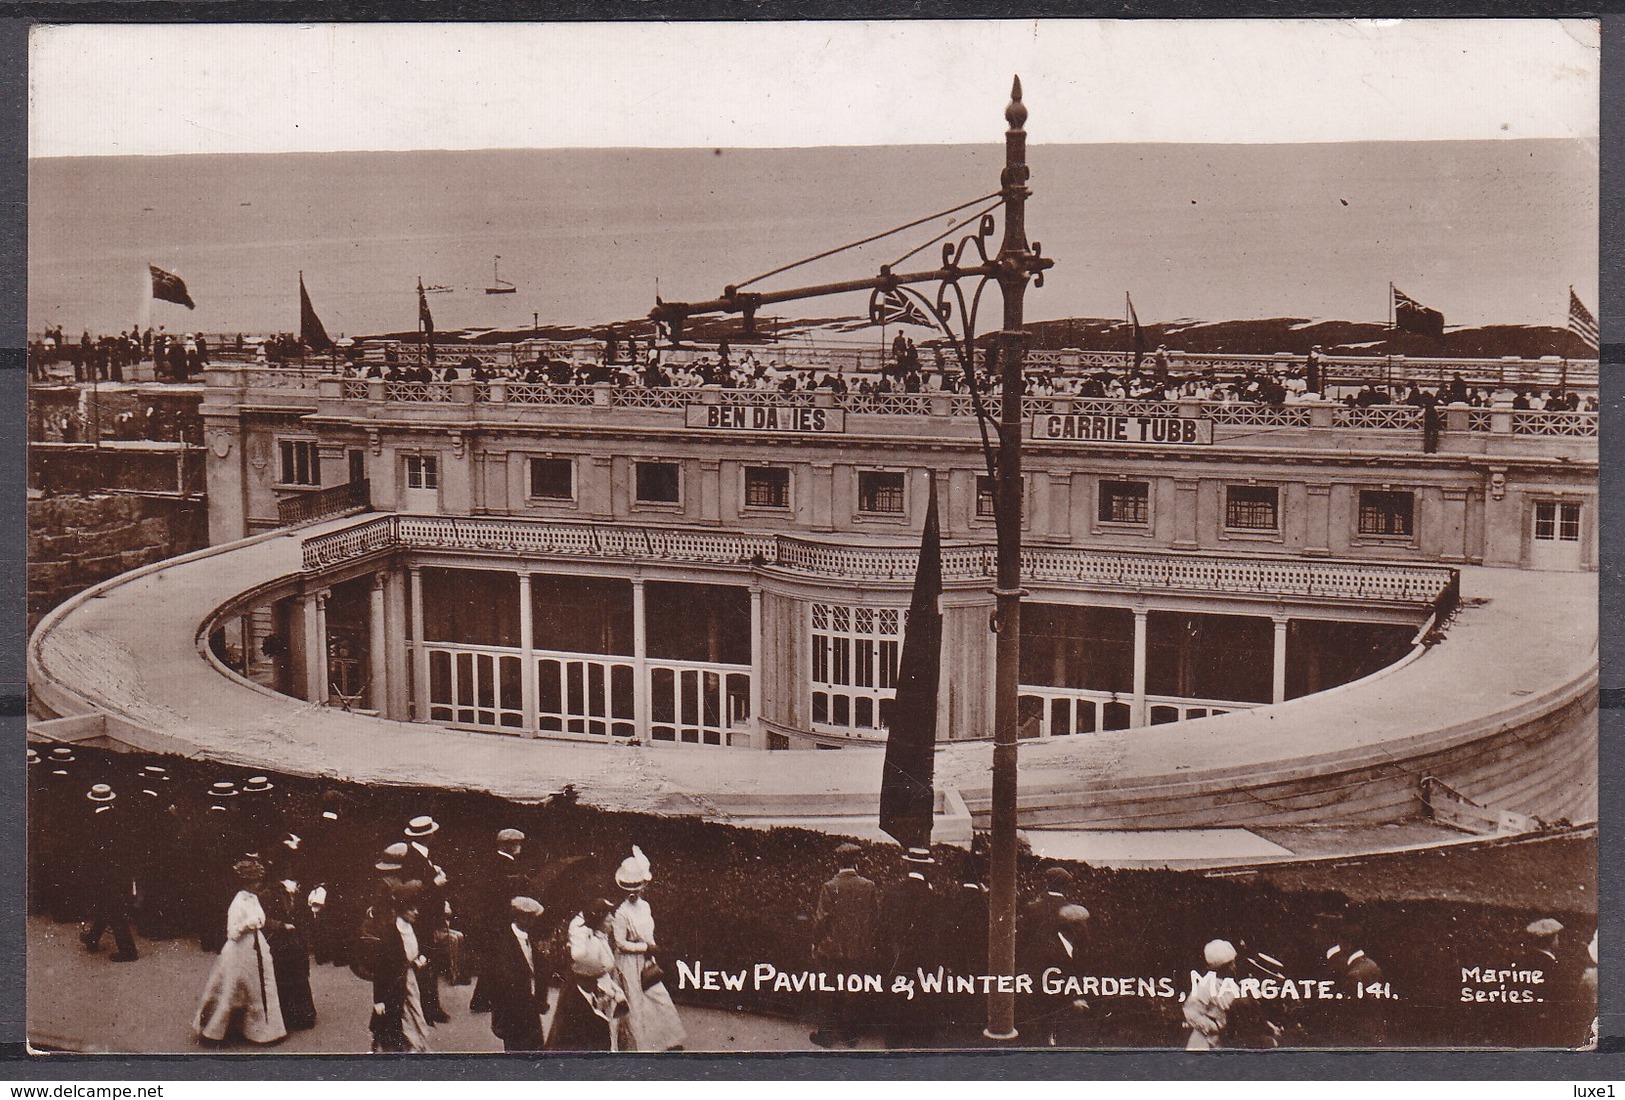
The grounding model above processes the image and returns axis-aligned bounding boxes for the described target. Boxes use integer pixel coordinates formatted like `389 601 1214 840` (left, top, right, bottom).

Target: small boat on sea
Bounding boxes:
485 255 517 295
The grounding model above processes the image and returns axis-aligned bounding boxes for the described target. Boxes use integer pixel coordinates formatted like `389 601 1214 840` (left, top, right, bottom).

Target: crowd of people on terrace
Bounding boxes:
32 327 1598 413
331 339 1597 413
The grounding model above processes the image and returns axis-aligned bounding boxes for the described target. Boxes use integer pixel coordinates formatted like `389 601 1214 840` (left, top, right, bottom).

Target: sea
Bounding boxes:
27 141 1596 340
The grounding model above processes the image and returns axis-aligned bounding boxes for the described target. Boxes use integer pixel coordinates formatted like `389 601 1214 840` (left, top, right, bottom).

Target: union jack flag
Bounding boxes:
1568 288 1599 352
874 288 935 329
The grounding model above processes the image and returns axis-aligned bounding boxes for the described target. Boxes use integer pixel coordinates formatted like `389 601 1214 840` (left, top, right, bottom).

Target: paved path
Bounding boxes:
29 514 1596 828
27 916 836 1054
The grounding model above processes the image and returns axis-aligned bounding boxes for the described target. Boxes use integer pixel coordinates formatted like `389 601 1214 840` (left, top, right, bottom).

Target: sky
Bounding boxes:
29 19 1599 157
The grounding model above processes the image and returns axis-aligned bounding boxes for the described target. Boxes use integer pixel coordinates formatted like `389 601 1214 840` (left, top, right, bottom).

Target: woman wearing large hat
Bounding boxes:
609 846 686 1051
547 898 626 1051
195 859 286 1046
369 880 432 1054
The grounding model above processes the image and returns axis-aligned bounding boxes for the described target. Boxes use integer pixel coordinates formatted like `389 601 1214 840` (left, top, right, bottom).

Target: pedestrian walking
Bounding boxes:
610 846 686 1051
484 897 551 1051
195 859 286 1046
78 784 139 962
548 899 626 1051
369 880 432 1054
808 843 878 1048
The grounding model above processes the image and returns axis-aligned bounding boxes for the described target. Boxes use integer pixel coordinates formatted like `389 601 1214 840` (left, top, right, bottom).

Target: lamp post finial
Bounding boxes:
1006 76 1027 131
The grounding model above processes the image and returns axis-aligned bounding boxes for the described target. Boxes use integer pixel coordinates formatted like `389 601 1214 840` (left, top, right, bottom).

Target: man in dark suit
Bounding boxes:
484 897 551 1052
809 843 879 1048
1022 904 1093 1047
78 784 139 961
399 815 452 1023
879 847 940 1049
470 828 533 1014
1322 915 1387 1047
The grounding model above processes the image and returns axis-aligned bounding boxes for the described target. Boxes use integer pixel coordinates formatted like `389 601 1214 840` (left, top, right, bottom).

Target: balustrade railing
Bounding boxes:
277 479 371 527
303 514 1456 607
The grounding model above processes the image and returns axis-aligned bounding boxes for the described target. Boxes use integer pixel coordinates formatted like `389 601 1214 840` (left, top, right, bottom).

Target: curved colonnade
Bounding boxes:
29 513 1597 850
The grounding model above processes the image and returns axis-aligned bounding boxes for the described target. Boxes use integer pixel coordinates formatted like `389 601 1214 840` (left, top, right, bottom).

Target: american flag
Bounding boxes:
1568 288 1599 352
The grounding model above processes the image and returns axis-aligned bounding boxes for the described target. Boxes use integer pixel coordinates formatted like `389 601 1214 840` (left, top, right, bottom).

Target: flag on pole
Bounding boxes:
879 479 943 851
1391 285 1444 341
300 273 333 353
1568 287 1599 352
149 264 195 310
1127 292 1145 370
874 287 936 328
417 277 436 366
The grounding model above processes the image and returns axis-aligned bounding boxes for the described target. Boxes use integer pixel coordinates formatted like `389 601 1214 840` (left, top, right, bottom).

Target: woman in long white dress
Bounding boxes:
609 846 686 1052
195 859 286 1045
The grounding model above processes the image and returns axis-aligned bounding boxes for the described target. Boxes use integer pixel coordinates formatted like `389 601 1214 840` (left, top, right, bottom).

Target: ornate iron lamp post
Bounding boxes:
650 76 1052 1043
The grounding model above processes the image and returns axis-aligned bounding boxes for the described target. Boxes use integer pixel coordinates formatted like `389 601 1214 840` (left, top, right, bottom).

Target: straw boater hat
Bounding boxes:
497 828 526 844
242 776 274 793
614 845 653 890
405 815 440 839
26 749 38 765
86 783 116 803
375 842 411 873
210 780 238 798
1204 940 1238 968
50 747 76 763
902 847 934 866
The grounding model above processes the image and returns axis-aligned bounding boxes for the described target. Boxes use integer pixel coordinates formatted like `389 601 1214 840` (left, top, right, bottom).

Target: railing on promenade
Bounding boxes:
277 479 372 527
286 371 1599 440
303 514 1457 608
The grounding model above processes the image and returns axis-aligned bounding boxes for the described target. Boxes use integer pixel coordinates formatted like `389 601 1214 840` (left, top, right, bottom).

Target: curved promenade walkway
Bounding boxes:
29 515 1597 850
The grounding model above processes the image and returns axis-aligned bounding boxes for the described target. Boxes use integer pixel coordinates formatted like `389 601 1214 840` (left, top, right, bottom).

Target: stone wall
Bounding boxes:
28 493 208 632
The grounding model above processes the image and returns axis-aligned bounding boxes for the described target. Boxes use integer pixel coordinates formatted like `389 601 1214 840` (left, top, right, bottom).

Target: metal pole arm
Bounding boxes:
648 261 999 326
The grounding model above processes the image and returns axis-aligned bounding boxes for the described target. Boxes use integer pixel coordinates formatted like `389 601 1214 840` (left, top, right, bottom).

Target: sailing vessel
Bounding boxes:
485 255 517 295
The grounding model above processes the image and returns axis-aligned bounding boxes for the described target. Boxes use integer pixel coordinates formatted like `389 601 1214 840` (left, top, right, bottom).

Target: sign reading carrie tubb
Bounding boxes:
1032 414 1215 445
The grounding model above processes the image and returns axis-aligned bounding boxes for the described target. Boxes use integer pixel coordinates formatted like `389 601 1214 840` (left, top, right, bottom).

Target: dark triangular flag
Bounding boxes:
149 264 195 310
300 273 333 353
879 479 943 851
418 277 436 366
1127 292 1144 370
1392 284 1444 341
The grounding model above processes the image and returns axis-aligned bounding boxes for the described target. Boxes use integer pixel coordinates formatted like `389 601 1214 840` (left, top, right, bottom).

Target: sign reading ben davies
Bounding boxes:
1033 413 1214 446
686 405 845 434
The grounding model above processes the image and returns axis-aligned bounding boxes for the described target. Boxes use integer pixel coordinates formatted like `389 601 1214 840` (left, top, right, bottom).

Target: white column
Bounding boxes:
749 586 764 749
1272 617 1290 704
518 571 537 737
308 589 330 705
369 572 389 712
1131 607 1148 728
410 566 428 721
632 578 649 741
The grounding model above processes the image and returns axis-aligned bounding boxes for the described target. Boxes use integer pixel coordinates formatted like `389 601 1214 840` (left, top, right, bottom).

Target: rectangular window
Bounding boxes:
405 454 438 491
1535 501 1582 542
858 470 906 514
1099 480 1150 525
635 461 681 504
278 440 321 486
810 601 906 734
976 476 997 518
1225 485 1279 531
1358 490 1415 537
529 457 574 500
744 466 790 509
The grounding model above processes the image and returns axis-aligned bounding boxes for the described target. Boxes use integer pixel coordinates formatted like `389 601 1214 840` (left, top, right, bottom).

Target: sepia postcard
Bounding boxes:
22 19 1599 1054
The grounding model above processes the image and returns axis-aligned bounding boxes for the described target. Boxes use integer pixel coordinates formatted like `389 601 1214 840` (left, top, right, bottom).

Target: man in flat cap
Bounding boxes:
470 827 534 1014
809 842 878 1048
484 897 551 1051
1522 917 1586 1047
